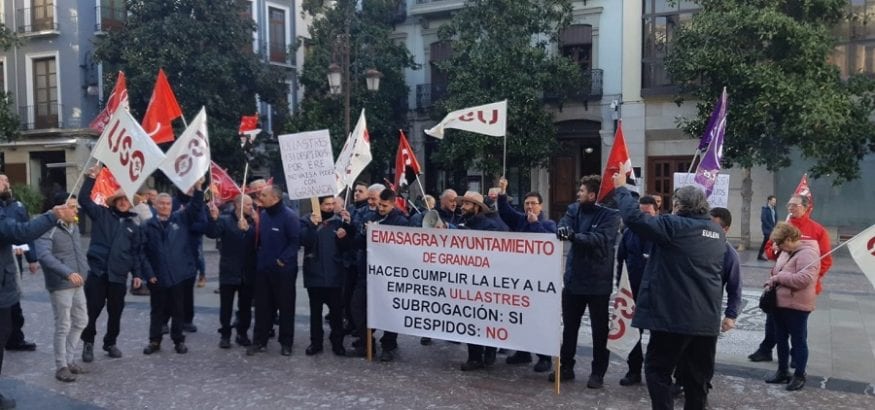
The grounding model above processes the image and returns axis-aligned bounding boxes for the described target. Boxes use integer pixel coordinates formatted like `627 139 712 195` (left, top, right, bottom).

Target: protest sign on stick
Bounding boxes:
278 130 336 201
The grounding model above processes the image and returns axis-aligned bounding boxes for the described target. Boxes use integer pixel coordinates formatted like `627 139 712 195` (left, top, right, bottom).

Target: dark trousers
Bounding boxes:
4 302 25 347
81 274 126 348
757 233 770 258
253 271 296 347
0 306 10 375
183 276 195 324
560 292 610 376
645 331 716 410
774 308 810 377
627 331 644 375
149 282 185 344
350 279 396 350
467 344 497 363
219 283 252 338
341 265 357 334
307 287 343 346
757 312 776 353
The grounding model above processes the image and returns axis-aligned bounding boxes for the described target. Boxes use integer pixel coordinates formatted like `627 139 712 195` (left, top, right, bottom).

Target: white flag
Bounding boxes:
425 100 507 139
607 266 639 355
334 109 371 194
92 108 166 204
847 224 875 289
159 107 211 193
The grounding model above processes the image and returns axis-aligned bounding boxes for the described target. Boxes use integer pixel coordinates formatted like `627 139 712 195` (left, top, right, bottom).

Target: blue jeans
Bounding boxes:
773 307 810 377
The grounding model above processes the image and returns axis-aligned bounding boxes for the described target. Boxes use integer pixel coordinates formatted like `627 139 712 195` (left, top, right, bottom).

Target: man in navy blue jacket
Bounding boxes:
141 181 205 355
0 174 39 352
617 195 658 387
757 195 777 261
550 176 620 388
495 178 556 372
248 185 300 357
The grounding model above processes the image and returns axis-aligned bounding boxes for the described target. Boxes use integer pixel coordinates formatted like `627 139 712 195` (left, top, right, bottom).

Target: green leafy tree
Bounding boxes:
433 0 581 186
290 0 417 181
93 0 289 177
0 24 19 141
665 0 875 247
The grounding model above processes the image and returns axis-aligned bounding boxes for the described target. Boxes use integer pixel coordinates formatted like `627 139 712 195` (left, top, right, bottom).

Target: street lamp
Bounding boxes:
326 34 383 136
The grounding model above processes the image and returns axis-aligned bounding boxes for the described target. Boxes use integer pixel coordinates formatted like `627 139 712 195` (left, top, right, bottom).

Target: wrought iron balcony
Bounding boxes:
416 82 448 110
543 68 603 104
95 5 126 33
16 3 59 34
19 104 66 130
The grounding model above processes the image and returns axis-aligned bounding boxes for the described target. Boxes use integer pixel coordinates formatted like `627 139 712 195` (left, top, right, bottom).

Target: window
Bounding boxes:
31 0 54 31
32 56 58 129
641 0 699 92
831 0 875 78
560 24 593 70
100 0 126 32
646 155 694 213
0 61 5 93
268 6 287 63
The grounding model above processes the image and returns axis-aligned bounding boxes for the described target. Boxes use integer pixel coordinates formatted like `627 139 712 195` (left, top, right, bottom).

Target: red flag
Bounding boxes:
238 115 259 134
91 167 121 206
597 120 637 203
394 130 421 189
793 174 813 213
210 161 241 205
142 69 183 144
89 71 129 132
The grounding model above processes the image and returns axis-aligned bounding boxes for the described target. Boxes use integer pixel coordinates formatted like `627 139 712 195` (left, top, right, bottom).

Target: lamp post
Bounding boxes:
327 29 383 137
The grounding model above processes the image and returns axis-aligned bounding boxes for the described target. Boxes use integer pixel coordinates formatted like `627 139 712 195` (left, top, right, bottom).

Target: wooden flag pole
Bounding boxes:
554 356 561 394
687 150 700 174
502 134 508 178
366 328 374 362
66 157 98 203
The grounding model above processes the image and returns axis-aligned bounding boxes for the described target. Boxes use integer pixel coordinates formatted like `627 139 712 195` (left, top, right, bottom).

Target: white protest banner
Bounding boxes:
92 108 165 203
673 172 730 208
607 266 639 355
367 225 562 356
425 100 507 139
159 107 210 193
279 129 336 200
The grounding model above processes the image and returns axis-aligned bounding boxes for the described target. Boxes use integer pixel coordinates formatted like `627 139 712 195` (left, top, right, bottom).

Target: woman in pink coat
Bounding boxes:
763 222 820 391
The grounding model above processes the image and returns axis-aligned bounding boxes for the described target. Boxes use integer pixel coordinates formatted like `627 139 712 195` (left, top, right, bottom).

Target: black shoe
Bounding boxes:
748 350 773 362
6 340 36 351
484 349 496 366
219 338 231 349
620 371 642 386
0 393 16 410
587 374 604 389
420 337 432 346
380 349 395 362
765 370 792 384
533 357 552 373
281 345 292 356
161 325 169 335
332 343 346 356
143 342 161 355
82 343 94 363
246 344 266 356
182 323 198 333
305 344 323 356
548 368 575 382
786 374 806 391
235 334 252 347
506 351 533 365
460 360 485 371
175 343 188 354
104 345 123 358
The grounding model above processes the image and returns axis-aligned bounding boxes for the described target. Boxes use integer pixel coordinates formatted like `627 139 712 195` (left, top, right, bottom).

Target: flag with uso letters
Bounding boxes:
607 266 639 355
159 107 211 193
92 107 166 204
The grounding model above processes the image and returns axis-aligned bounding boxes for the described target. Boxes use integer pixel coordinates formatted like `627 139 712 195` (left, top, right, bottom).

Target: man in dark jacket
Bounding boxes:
248 185 300 357
302 196 352 356
141 183 206 355
757 195 777 261
205 194 256 348
79 166 146 363
351 188 408 360
0 174 39 352
0 185 73 408
458 191 509 371
437 189 461 227
495 178 556 372
617 195 658 387
612 171 725 410
550 176 620 388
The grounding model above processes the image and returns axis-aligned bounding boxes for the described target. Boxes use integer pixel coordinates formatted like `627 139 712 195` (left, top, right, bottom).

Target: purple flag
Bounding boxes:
696 93 724 151
694 88 728 197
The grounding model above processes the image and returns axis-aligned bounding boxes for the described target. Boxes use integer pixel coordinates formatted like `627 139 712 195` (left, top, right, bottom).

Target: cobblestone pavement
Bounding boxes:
1 238 873 409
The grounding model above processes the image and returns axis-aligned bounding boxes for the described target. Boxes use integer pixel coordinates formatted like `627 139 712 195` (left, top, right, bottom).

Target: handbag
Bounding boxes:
759 286 777 314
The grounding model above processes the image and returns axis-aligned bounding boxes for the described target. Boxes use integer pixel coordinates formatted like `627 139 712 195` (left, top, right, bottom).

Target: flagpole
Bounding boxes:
794 232 864 274
66 157 98 203
414 174 430 210
502 134 507 178
344 185 351 209
239 162 249 221
687 150 700 174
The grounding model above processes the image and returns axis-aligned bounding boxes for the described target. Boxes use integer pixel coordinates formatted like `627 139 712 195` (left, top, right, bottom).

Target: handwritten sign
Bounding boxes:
278 130 336 200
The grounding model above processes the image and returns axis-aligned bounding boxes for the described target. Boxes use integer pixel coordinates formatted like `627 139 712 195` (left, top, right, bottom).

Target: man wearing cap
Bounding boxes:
78 165 146 363
550 175 621 388
458 190 509 371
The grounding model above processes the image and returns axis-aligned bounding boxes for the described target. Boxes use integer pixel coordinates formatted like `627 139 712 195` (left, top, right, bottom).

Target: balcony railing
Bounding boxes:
416 82 448 110
19 104 65 130
543 68 603 104
16 3 58 34
95 5 126 32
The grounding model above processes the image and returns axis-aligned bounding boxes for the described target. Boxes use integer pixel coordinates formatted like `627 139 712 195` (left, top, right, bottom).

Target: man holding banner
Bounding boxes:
551 176 620 388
